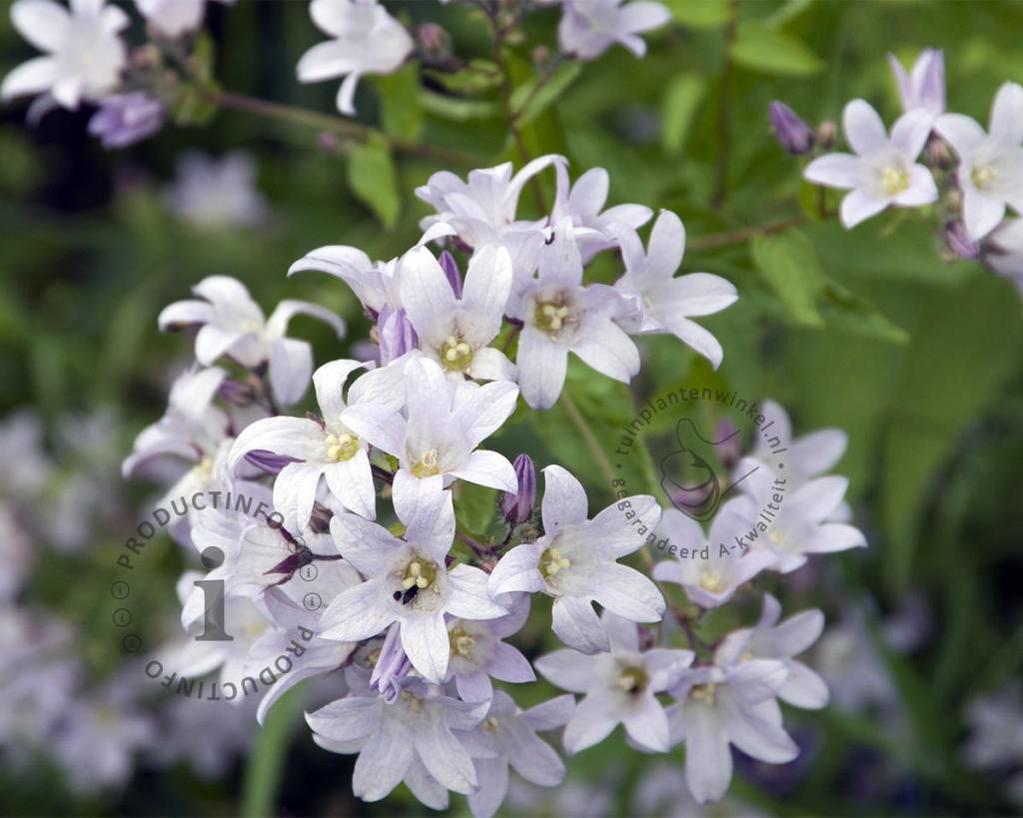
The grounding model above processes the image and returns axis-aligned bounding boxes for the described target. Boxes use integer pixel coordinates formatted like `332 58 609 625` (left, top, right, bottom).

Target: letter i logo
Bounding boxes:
194 546 233 642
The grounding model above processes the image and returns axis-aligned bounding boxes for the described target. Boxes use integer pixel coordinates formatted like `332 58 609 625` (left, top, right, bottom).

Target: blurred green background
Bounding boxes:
1 0 1022 816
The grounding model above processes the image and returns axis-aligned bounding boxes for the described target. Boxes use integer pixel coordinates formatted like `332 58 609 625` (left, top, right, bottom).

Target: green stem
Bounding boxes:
559 391 615 487
711 0 739 209
240 685 303 818
687 216 808 252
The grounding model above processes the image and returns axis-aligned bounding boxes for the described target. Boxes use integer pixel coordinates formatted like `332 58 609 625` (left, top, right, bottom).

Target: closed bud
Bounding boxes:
377 306 419 365
768 101 814 156
500 454 536 526
817 119 837 151
417 23 450 61
439 250 463 298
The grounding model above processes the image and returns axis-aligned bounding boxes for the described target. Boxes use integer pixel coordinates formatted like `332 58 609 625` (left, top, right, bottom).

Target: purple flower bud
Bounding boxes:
370 623 412 702
439 251 463 299
417 22 450 60
714 419 743 470
500 454 536 526
377 306 419 365
769 101 814 156
218 378 254 406
87 92 165 150
244 449 302 475
264 546 313 580
946 221 980 260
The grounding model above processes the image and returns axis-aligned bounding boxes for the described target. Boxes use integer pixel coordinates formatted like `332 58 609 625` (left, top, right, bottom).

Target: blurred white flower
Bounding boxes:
558 0 671 61
135 0 235 38
164 151 270 229
297 0 413 116
1 0 128 110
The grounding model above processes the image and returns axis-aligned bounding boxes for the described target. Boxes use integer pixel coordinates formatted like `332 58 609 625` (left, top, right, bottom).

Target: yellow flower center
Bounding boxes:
881 166 910 195
400 689 422 713
971 164 998 190
617 665 649 695
698 569 726 594
768 529 786 546
540 546 571 578
401 559 438 592
193 456 215 485
483 716 500 733
440 335 474 372
690 683 717 705
534 298 571 337
410 448 440 478
449 628 476 658
325 432 359 462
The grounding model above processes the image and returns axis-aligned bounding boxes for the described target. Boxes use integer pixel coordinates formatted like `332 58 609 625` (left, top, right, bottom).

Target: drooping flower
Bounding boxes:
488 465 663 653
714 594 829 709
307 679 490 804
296 0 414 116
612 209 738 369
228 359 391 523
935 82 1023 240
159 275 346 406
342 356 520 507
459 690 576 818
510 219 640 409
536 609 692 753
135 0 235 38
164 151 271 229
320 486 507 682
804 100 938 228
398 245 517 382
1 0 129 110
557 0 671 61
87 91 165 149
652 502 776 609
667 659 799 803
888 48 945 115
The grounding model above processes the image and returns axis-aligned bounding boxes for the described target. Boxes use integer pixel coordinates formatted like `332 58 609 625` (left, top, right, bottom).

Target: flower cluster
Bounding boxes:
123 154 870 812
776 49 1023 298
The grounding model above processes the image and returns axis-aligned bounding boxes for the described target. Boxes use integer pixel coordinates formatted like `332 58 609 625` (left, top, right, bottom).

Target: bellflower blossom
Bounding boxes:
1 0 128 110
446 595 535 702
164 152 271 229
805 100 938 228
558 0 672 61
159 275 346 406
87 92 165 148
888 48 945 115
320 485 507 682
296 0 414 116
135 0 235 37
536 610 693 753
489 465 663 653
935 82 1023 240
613 209 738 369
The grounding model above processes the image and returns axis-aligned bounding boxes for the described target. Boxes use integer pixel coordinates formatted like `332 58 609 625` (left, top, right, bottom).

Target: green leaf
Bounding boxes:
665 0 733 29
423 60 502 95
661 73 705 157
730 22 824 76
419 90 501 121
510 62 582 126
347 136 400 228
751 230 826 327
375 64 423 142
817 279 909 343
454 482 498 537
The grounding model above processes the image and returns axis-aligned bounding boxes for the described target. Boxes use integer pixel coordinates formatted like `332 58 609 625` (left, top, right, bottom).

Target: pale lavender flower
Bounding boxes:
370 622 412 702
963 683 1023 771
135 0 235 37
667 659 799 803
888 49 945 115
343 356 520 506
290 245 399 314
307 679 490 802
747 399 848 490
552 164 652 261
447 594 535 702
805 100 938 228
164 152 271 229
460 690 575 818
376 306 419 364
0 410 53 497
652 502 776 609
536 609 692 752
489 465 663 653
715 593 829 709
228 359 390 523
632 761 770 818
160 276 346 406
985 218 1023 296
88 92 165 148
1 0 128 110
500 454 537 527
936 82 1023 240
510 219 640 409
398 245 517 382
296 0 413 116
769 101 814 155
320 486 507 682
612 209 738 369
558 0 671 61
812 613 897 714
0 503 32 601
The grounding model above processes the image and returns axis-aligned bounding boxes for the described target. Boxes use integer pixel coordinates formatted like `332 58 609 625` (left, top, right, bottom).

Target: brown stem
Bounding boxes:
687 216 808 252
